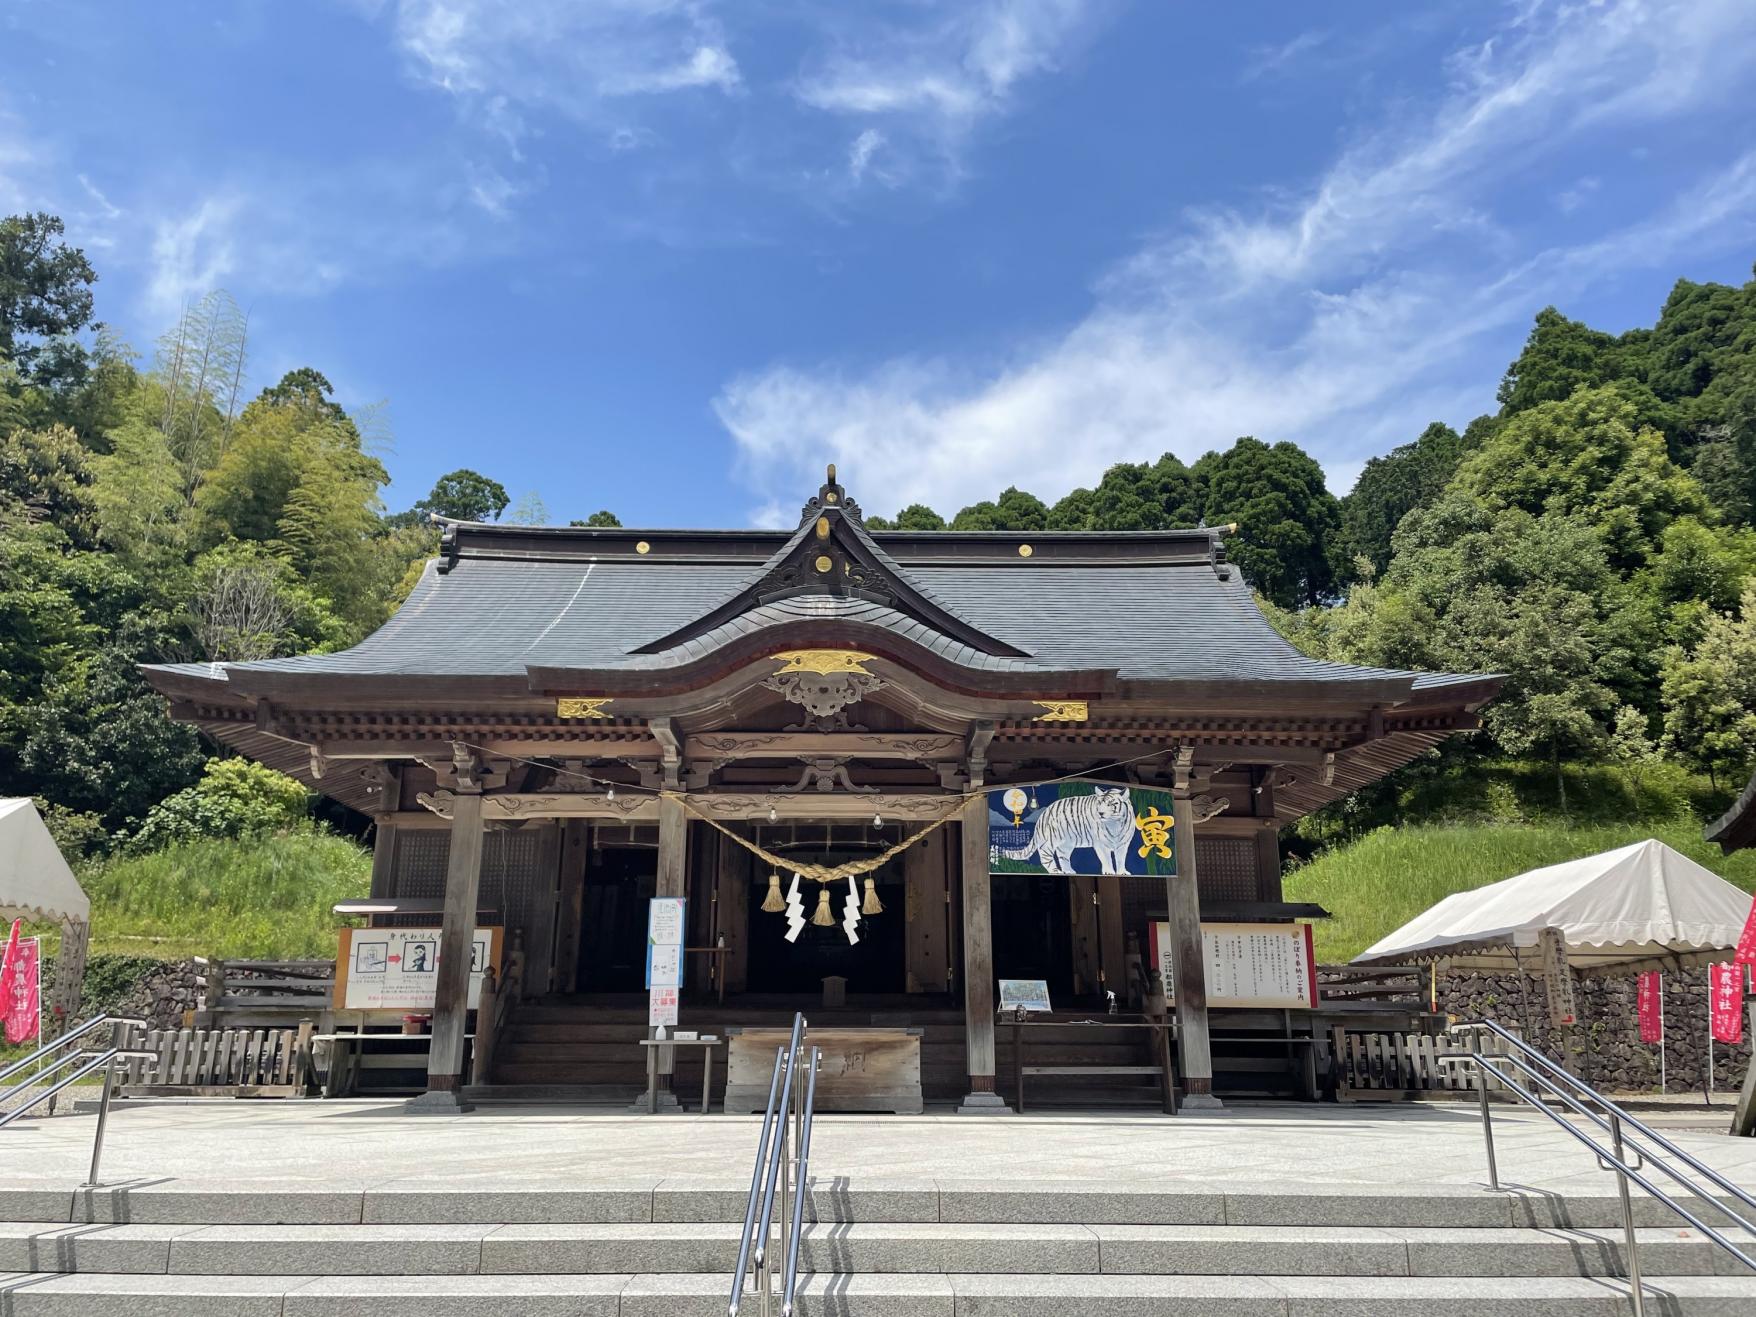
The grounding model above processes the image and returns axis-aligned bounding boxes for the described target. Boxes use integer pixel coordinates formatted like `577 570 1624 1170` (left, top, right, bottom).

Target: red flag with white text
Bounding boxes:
1637 970 1664 1043
1737 895 1756 968
1711 962 1745 1044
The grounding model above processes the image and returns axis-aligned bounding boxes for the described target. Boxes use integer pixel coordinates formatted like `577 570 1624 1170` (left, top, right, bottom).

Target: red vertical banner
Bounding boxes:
1737 895 1756 968
1 922 39 1045
1711 962 1745 1044
1637 970 1664 1043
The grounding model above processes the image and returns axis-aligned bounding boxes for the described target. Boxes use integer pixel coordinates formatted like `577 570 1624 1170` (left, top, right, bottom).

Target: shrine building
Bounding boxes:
143 467 1499 1111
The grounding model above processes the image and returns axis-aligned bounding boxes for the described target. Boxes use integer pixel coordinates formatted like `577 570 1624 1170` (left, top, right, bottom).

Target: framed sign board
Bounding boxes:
988 781 1176 877
998 979 1053 1013
1151 921 1317 1010
335 926 503 1012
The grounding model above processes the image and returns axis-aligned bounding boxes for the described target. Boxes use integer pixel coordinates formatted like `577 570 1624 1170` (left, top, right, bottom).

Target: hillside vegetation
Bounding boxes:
1287 822 1756 964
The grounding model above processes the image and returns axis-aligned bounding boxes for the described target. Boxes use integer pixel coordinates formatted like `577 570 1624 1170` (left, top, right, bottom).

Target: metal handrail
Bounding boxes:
729 1012 819 1317
1461 1018 1756 1316
0 1016 155 1187
0 1014 128 1096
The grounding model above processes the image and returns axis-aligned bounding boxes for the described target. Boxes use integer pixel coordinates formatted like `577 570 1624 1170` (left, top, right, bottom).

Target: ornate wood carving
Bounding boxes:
686 731 962 760
763 653 887 732
419 789 658 822
1032 700 1089 722
556 697 613 719
785 756 877 795
1188 794 1231 824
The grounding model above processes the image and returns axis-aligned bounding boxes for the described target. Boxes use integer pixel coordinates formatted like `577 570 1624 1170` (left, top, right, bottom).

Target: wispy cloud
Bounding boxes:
795 0 1111 179
717 0 1756 519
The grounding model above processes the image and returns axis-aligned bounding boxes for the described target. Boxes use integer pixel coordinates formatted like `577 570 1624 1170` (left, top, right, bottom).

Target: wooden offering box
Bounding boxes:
725 1027 923 1115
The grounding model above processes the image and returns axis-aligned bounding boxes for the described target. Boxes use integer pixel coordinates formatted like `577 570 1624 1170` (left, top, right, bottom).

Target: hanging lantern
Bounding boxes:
761 871 785 914
861 876 884 915
811 885 835 926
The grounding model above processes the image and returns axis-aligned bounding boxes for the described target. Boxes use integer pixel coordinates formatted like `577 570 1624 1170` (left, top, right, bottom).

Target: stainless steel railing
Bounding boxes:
0 1016 156 1187
729 1012 821 1317
1457 1018 1756 1316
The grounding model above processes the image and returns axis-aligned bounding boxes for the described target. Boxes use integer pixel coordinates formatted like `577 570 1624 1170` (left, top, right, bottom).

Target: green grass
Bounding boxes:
1284 821 1756 964
24 824 370 961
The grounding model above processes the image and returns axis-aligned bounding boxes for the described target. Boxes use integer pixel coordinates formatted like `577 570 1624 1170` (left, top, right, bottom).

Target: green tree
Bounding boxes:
1497 306 1620 413
128 757 311 852
1660 586 1756 786
1049 454 1205 532
951 486 1050 531
1 424 100 547
414 468 510 523
1198 437 1343 608
1342 421 1478 577
0 212 99 389
573 509 621 528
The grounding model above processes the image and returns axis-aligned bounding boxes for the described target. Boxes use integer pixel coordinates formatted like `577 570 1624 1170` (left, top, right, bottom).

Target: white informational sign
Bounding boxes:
646 896 686 1027
338 926 497 1012
998 979 1053 1013
1151 921 1317 1010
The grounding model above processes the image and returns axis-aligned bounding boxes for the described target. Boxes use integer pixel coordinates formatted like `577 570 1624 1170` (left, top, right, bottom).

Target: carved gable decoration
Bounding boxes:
634 466 1028 661
761 649 886 731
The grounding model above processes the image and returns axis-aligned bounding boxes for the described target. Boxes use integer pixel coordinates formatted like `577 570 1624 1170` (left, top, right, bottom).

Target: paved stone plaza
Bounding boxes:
4 1099 1753 1199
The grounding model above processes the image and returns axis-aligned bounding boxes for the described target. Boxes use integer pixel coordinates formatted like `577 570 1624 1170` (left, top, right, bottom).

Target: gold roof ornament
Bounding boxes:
557 696 614 719
771 649 878 676
1032 700 1088 722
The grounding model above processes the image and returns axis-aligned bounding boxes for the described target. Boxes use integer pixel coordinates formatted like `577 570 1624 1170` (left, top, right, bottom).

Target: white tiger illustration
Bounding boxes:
997 786 1137 874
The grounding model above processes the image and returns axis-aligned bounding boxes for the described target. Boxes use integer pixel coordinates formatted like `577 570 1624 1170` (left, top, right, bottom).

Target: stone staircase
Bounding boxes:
3 1177 1754 1313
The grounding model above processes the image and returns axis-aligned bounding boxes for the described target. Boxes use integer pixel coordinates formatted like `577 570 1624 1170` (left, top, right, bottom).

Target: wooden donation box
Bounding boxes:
725 1027 924 1115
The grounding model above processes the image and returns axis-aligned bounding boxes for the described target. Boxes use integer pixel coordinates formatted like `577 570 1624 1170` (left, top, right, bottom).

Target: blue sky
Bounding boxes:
4 0 1755 528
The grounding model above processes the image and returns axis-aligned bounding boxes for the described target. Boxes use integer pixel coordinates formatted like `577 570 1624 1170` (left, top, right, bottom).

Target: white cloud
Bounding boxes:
847 128 887 185
387 0 741 129
146 197 241 320
717 0 1756 519
795 0 1108 170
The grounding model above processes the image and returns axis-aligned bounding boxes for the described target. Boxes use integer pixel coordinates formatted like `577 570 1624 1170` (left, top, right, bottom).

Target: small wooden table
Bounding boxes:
725 1027 923 1114
639 1036 722 1115
1006 1016 1178 1115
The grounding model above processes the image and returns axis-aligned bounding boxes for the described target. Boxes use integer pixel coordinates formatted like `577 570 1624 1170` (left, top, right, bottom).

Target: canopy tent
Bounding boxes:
1352 838 1751 976
0 798 88 924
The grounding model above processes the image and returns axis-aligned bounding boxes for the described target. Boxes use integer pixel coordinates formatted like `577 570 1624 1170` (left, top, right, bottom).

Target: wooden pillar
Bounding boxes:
1168 787 1219 1106
369 819 398 900
958 792 1010 1113
553 821 588 995
416 786 484 1110
1097 877 1126 1004
654 794 688 1087
526 822 563 998
721 836 749 995
906 833 950 994
1068 876 1099 999
1253 769 1283 902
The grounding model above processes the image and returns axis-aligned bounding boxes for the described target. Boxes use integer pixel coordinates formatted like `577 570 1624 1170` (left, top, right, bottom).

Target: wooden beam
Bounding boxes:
686 731 965 761
957 792 1010 1114
417 780 484 1110
1169 752 1218 1107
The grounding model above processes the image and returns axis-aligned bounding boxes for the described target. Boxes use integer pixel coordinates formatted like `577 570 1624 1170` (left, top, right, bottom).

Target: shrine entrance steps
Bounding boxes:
481 996 1171 1107
3 1178 1753 1313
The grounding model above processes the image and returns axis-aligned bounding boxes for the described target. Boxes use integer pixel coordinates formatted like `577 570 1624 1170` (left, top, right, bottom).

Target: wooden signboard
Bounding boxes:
1151 920 1317 1010
334 926 503 1013
724 1026 923 1114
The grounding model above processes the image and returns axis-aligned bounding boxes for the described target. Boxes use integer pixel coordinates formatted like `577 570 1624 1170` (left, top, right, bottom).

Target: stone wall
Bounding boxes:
1441 966 1751 1096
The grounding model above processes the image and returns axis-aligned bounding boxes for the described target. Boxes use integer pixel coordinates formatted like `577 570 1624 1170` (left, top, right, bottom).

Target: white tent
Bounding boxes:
0 798 88 924
1353 838 1753 975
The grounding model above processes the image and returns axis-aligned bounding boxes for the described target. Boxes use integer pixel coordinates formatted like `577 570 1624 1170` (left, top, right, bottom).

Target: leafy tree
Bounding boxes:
1197 437 1343 608
1 424 100 547
1049 454 1204 532
414 468 510 523
1450 384 1706 569
0 213 99 389
1342 421 1478 577
573 509 621 528
507 491 549 525
128 758 310 853
1497 307 1620 413
951 486 1050 531
1660 586 1756 786
892 503 945 530
255 367 349 424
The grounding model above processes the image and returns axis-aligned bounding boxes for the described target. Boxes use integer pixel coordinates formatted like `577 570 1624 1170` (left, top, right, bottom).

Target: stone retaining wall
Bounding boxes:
1440 966 1750 1096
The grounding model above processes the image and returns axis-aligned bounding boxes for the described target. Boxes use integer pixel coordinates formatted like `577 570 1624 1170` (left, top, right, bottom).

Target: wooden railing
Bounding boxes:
1318 964 1426 1005
121 1022 314 1097
195 959 333 1019
1331 1024 1518 1102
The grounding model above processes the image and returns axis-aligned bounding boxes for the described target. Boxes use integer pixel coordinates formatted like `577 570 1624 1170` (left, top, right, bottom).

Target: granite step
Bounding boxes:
2 1271 1755 1316
0 1220 1747 1279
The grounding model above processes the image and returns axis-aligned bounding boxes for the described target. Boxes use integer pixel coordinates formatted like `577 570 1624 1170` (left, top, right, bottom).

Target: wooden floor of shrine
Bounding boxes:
470 994 1317 1107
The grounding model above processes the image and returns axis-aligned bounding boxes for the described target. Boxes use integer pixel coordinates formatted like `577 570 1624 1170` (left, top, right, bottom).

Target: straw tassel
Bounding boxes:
811 886 835 927
861 876 884 915
761 871 785 913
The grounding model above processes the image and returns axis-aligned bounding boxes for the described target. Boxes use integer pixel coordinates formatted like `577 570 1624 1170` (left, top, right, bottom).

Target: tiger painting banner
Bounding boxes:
1637 970 1664 1044
988 782 1177 878
1710 962 1744 1044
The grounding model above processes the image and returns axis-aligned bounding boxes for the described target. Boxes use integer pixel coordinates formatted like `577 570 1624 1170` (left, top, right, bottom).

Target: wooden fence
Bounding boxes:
1332 1025 1517 1102
1318 965 1426 1006
120 1022 314 1098
196 959 334 1012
